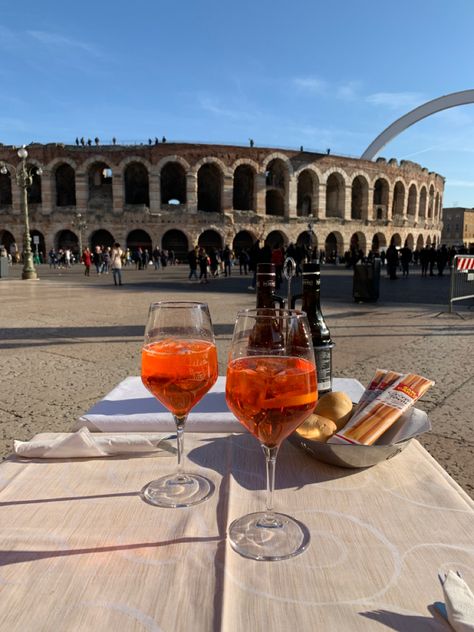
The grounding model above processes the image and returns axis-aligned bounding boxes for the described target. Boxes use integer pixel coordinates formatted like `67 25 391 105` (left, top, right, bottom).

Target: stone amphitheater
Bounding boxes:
0 142 444 260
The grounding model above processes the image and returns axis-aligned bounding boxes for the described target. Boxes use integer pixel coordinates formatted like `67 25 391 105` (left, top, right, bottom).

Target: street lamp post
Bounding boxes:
0 146 42 280
72 212 88 258
307 222 314 258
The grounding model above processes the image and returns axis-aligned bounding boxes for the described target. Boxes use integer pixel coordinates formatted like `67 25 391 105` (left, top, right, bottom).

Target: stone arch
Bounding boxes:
361 90 474 159
79 154 118 173
351 175 369 220
0 170 12 206
197 163 223 212
124 161 150 205
232 229 256 254
324 231 344 261
326 172 345 218
416 234 424 250
392 181 405 217
118 155 152 171
156 155 191 172
296 230 318 251
56 229 79 252
233 163 255 211
90 229 114 250
265 230 288 249
391 233 402 248
405 233 415 250
0 229 16 251
161 161 187 205
426 235 432 247
265 158 289 216
198 229 223 252
350 231 367 255
161 229 189 260
407 183 417 216
435 192 440 219
419 186 427 218
428 184 435 219
373 177 390 220
371 232 387 254
88 161 113 206
55 163 76 207
262 152 293 176
126 229 152 253
30 229 46 257
297 169 318 217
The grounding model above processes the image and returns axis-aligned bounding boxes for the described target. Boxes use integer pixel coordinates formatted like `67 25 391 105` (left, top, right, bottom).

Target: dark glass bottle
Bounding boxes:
255 263 284 309
293 262 334 395
249 263 285 352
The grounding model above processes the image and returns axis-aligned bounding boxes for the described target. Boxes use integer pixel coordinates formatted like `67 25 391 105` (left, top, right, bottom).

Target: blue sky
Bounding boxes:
1 0 474 206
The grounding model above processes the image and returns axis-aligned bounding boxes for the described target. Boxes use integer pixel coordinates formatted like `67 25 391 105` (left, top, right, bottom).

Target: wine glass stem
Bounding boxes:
174 415 187 475
262 445 279 513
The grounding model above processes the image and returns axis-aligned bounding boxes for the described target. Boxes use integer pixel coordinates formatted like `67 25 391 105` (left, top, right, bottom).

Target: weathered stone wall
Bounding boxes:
0 142 444 256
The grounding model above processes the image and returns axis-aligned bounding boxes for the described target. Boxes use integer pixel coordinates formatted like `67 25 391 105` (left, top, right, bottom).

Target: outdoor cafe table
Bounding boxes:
1 374 473 631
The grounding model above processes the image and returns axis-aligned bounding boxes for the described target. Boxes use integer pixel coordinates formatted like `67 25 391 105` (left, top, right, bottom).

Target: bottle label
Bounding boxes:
315 345 332 394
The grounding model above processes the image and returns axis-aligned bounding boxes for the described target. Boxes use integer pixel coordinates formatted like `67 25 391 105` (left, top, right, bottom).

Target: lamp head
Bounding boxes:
36 167 43 176
0 165 7 175
17 146 28 160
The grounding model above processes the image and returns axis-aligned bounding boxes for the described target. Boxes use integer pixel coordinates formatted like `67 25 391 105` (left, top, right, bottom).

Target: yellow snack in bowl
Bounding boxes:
314 391 353 430
296 414 337 442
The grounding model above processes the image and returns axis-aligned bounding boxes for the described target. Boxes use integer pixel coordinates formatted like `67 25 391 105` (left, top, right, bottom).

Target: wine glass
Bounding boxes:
226 308 317 560
141 301 218 507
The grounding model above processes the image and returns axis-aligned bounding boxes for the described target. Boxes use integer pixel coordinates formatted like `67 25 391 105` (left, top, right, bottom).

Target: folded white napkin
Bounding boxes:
75 376 243 433
14 427 167 459
442 571 474 631
75 376 364 434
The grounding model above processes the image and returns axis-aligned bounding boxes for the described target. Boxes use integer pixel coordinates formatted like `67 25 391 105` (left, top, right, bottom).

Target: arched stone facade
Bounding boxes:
0 142 444 257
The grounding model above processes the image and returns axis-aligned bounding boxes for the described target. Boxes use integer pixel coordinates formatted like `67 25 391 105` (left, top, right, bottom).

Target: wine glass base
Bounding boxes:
228 511 310 561
141 473 213 508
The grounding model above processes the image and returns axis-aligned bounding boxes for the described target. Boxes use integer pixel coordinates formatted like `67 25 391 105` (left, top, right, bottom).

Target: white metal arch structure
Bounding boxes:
361 90 474 160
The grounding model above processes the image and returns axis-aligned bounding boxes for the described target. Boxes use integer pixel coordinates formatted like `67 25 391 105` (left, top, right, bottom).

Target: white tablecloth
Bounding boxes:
0 433 472 631
76 376 365 433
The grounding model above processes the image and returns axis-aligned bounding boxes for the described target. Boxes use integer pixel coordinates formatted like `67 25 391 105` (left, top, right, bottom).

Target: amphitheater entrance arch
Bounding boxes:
30 230 46 258
265 230 287 249
350 231 367 256
426 235 432 247
233 165 255 211
127 229 152 253
90 229 114 250
232 230 255 255
162 229 188 260
265 190 285 216
0 229 16 252
0 171 12 205
371 232 387 254
325 232 343 262
198 229 223 252
55 163 76 207
56 229 79 252
391 233 402 248
405 233 415 250
197 164 222 213
124 162 150 206
416 235 424 250
88 162 113 206
296 230 317 251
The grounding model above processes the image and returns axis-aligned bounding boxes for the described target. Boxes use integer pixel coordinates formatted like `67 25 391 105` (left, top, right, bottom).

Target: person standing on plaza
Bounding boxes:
239 248 249 275
187 246 198 281
198 247 209 283
82 247 92 276
110 242 123 286
400 241 412 278
248 239 262 290
386 240 399 280
428 245 437 276
419 246 429 277
222 245 233 277
437 244 449 276
92 246 102 274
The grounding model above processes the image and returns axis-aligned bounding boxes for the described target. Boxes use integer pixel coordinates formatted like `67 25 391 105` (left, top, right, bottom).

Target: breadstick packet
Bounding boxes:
351 369 402 417
328 372 434 446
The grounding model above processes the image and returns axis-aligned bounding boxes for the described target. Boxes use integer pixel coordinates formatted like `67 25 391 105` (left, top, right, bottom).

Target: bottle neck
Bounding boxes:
256 272 277 308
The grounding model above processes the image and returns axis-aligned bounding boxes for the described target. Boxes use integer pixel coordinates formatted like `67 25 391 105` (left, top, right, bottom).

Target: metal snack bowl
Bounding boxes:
289 407 431 469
